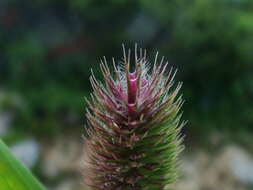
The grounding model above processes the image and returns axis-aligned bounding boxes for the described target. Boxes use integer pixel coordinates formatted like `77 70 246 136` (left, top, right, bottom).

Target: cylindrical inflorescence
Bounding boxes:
84 45 185 190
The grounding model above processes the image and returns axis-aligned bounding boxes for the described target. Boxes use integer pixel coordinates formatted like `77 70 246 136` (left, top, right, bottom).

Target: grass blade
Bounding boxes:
0 139 46 190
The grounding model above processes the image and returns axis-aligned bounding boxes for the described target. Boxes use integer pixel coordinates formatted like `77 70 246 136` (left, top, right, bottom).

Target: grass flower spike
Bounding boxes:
84 45 185 190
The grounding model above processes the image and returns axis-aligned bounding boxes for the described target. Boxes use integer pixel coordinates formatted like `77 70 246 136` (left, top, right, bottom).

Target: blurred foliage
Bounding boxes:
0 139 46 190
1 0 253 135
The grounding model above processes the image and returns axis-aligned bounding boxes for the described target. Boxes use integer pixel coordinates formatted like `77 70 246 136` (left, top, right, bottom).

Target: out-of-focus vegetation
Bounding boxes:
0 139 46 190
1 0 253 136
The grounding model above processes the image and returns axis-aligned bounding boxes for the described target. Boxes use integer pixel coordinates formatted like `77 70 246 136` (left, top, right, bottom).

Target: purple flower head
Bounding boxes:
84 45 185 190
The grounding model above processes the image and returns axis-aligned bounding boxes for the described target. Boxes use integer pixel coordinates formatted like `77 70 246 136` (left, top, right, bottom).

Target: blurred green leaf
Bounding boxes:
0 139 46 190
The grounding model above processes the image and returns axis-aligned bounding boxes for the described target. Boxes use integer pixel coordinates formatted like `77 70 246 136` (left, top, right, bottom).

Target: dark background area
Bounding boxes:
1 0 253 190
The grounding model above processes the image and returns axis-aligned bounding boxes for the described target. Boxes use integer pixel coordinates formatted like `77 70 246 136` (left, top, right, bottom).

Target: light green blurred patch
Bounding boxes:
0 139 46 190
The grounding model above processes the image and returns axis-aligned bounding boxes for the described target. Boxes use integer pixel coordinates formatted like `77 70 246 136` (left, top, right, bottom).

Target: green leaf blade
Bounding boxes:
0 139 46 190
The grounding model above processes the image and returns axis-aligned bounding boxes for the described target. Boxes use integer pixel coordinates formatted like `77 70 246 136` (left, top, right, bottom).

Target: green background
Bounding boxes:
1 0 253 189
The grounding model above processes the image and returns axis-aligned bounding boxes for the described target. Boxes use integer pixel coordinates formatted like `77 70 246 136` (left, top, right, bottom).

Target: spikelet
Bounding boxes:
84 45 185 190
